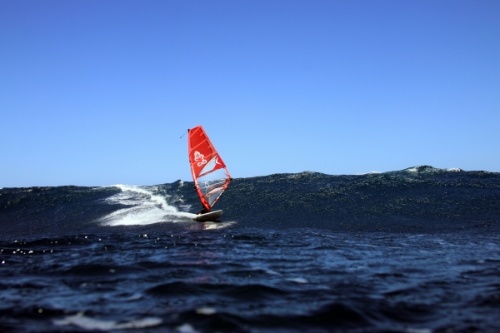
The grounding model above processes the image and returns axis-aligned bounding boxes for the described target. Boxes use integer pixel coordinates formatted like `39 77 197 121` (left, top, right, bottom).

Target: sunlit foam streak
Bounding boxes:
100 185 195 226
187 221 236 231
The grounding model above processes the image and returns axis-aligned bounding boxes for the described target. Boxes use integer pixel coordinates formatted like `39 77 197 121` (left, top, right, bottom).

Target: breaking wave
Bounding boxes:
99 185 194 226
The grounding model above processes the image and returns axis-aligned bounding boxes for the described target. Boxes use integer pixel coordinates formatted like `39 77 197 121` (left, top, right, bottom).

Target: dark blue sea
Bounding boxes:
1 166 499 332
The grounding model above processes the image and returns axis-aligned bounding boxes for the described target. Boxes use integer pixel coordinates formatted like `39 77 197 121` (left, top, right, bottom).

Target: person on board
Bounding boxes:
198 207 210 215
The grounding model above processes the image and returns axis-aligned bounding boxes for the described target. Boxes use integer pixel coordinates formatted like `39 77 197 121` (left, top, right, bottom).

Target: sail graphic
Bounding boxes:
188 125 231 212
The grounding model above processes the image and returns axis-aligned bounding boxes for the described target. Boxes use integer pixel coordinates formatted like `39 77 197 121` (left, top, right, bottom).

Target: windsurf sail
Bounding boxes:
188 125 231 212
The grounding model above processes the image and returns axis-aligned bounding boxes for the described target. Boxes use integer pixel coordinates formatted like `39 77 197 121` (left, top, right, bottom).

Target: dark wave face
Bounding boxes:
0 166 499 332
1 166 499 239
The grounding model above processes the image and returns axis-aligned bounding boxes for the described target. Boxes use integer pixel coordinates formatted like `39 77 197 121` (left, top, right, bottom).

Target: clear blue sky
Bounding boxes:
1 0 499 187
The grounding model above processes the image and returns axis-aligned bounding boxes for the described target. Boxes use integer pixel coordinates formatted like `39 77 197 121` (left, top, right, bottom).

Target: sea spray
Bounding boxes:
100 185 194 226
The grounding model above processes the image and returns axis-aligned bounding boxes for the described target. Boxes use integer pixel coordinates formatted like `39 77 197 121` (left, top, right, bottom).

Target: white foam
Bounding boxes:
196 307 217 315
53 312 162 330
357 171 382 175
186 221 236 231
100 185 195 226
176 323 199 333
287 277 308 284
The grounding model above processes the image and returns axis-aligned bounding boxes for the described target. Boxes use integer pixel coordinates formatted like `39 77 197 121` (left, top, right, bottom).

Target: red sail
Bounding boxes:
188 125 231 211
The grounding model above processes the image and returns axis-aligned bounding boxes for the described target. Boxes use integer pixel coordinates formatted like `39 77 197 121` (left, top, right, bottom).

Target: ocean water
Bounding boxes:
1 166 499 332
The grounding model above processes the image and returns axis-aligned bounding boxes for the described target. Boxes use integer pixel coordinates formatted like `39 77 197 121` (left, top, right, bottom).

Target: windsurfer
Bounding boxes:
198 207 210 215
188 125 231 221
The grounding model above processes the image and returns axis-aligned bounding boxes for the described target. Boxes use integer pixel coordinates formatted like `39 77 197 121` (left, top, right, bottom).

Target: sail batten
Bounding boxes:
188 125 231 212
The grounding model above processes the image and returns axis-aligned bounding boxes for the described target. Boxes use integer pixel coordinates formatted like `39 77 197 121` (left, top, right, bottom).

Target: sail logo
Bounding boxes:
194 151 207 167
